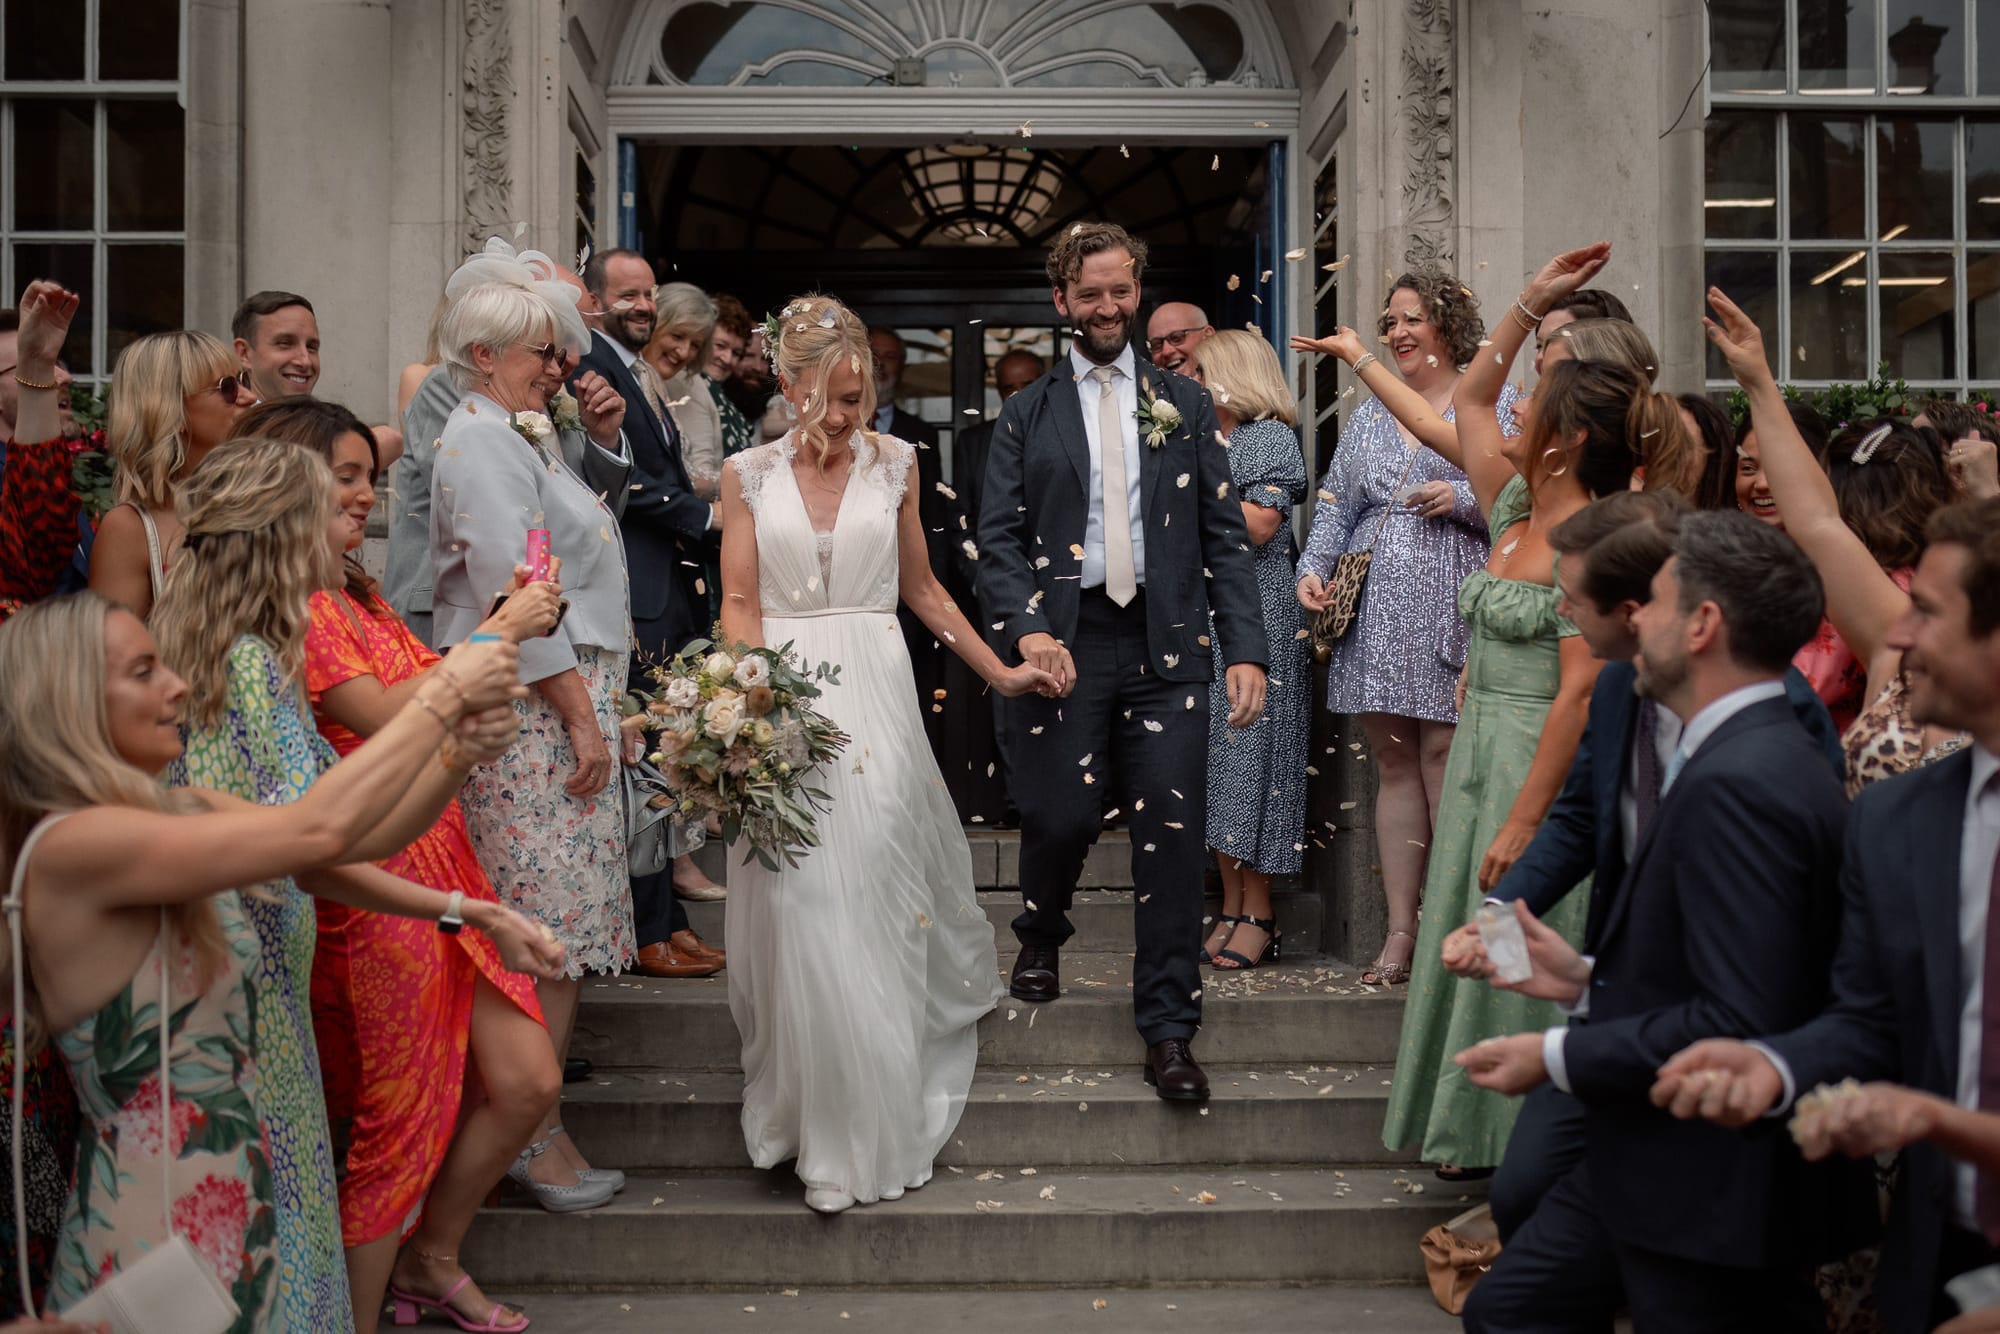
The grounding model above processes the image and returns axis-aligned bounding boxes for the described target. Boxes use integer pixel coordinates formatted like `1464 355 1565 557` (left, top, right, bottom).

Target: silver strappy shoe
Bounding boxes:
505 1137 617 1213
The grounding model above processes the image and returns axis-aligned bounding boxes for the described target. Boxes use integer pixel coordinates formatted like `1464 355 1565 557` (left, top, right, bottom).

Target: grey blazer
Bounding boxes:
385 365 632 645
429 392 632 682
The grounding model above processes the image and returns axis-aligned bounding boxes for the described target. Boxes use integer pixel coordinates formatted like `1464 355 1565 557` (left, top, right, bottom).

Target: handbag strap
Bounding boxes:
7 812 68 1318
1364 444 1427 554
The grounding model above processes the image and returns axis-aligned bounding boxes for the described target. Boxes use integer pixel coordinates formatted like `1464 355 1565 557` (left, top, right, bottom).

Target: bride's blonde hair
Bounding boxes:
152 439 338 728
770 293 876 465
0 593 225 1053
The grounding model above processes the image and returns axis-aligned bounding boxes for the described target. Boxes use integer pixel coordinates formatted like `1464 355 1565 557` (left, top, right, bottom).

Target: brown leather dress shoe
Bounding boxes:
670 929 726 969
1145 1038 1210 1101
1009 944 1059 1003
632 941 720 978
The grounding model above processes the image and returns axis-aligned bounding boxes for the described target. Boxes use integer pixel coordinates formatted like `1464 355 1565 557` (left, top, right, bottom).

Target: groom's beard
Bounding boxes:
1073 313 1132 364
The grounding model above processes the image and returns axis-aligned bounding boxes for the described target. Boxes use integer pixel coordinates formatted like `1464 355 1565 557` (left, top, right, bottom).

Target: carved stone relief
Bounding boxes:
463 0 514 253
1399 0 1454 270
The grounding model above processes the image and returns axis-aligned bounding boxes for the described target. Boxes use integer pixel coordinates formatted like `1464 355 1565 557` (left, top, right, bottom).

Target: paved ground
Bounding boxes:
491 1283 1459 1332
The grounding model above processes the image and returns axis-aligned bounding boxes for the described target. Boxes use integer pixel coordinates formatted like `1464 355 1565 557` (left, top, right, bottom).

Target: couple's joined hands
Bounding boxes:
1012 632 1264 725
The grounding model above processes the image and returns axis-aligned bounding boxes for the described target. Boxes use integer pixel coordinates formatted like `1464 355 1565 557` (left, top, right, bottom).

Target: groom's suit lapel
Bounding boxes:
1135 356 1164 524
1046 368 1091 494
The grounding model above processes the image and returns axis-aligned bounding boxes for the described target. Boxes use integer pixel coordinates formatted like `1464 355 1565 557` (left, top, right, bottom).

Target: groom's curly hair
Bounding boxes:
1046 222 1149 291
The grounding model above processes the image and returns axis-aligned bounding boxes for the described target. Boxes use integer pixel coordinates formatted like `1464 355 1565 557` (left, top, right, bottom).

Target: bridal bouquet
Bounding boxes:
629 636 849 870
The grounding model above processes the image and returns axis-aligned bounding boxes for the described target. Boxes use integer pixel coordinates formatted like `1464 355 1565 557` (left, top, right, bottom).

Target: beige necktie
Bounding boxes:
1092 366 1137 607
635 360 671 425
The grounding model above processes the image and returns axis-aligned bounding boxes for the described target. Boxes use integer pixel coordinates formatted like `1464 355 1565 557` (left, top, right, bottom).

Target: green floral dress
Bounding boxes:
168 635 351 1333
47 888 282 1333
1380 477 1589 1168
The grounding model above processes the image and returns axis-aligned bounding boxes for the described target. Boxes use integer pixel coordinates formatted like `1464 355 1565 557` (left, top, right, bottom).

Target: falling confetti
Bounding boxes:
1284 247 1308 261
1226 274 1241 291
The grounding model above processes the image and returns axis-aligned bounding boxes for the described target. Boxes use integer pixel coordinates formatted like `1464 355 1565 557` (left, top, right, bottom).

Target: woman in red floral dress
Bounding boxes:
236 397 564 1334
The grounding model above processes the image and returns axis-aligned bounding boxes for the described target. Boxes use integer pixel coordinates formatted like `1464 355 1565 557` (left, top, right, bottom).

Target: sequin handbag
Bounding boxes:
8 815 239 1334
1309 446 1424 663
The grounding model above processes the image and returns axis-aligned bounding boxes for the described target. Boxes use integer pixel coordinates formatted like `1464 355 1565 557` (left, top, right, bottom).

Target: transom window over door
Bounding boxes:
0 0 186 383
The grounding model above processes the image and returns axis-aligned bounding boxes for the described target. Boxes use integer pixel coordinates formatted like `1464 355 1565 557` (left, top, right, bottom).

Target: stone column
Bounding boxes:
184 0 243 341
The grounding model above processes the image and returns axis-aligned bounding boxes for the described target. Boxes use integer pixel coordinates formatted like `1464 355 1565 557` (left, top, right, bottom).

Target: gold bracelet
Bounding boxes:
12 371 56 391
411 691 454 732
1350 352 1379 375
1510 299 1545 332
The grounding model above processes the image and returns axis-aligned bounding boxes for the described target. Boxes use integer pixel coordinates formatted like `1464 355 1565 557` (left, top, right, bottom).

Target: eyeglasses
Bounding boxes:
1146 326 1204 354
518 342 572 370
206 372 256 406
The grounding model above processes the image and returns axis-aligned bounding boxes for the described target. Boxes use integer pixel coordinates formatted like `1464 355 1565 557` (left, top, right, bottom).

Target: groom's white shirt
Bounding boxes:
1071 344 1146 591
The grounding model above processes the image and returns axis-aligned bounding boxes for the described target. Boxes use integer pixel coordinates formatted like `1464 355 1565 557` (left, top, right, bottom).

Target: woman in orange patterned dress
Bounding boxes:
241 397 565 1334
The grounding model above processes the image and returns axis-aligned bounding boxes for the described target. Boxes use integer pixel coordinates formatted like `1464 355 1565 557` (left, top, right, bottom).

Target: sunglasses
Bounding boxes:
518 342 573 370
206 372 256 406
1146 326 1203 354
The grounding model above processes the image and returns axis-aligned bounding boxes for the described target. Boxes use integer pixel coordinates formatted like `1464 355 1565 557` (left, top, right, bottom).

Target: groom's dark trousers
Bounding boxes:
1007 587 1206 1044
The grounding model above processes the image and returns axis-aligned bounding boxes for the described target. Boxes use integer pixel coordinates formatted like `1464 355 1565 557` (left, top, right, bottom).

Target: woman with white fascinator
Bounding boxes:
383 236 633 648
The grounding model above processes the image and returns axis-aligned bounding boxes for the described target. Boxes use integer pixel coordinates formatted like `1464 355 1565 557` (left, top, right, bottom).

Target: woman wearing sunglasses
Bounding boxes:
430 280 639 1214
88 331 257 620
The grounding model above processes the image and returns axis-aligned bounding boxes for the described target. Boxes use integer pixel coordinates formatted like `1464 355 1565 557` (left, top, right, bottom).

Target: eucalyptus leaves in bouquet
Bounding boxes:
628 635 849 870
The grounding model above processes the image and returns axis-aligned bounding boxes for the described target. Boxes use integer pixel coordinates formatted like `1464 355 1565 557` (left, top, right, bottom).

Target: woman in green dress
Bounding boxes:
1326 243 1699 1171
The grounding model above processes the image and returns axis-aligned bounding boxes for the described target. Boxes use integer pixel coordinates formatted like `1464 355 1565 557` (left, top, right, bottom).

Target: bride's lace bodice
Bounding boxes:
732 431 915 618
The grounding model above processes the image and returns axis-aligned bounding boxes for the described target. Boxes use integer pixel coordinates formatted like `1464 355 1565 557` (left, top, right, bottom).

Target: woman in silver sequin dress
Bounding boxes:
1291 273 1517 985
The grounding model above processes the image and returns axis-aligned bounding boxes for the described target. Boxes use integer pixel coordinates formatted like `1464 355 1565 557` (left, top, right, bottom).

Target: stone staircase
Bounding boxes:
470 832 1472 1329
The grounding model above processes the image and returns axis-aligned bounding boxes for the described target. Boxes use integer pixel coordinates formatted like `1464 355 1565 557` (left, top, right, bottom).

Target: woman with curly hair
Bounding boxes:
1288 269 1513 987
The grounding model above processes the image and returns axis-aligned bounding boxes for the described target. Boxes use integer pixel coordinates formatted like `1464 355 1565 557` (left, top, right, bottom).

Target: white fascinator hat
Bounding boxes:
446 232 591 359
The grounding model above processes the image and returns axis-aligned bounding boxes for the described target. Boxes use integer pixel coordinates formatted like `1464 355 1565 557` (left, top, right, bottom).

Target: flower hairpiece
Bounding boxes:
1849 423 1893 465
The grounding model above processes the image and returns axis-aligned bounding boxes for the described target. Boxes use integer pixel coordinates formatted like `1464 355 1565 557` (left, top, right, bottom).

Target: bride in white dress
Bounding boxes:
717 295 1058 1214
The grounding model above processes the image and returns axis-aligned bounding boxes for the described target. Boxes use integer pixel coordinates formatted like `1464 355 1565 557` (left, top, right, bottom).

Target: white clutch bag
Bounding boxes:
9 815 239 1334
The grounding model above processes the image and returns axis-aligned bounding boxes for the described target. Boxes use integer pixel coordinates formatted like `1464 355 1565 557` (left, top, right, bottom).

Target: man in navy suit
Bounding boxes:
573 247 724 979
1455 512 1873 1332
1655 497 2000 1334
975 221 1268 1100
1442 489 1841 1239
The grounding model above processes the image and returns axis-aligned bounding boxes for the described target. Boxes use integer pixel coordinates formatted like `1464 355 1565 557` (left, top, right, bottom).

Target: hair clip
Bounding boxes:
1850 423 1893 465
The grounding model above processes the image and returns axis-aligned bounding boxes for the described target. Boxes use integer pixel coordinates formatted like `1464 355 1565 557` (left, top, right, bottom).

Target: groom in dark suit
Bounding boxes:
1454 512 1874 1331
975 221 1268 1101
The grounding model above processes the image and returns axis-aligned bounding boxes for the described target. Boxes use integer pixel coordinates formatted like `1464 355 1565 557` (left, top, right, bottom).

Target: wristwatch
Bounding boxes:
438 889 465 935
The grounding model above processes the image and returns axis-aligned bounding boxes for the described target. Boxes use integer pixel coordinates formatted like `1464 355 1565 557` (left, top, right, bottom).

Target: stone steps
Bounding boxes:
487 1284 1455 1333
561 1064 1403 1171
568 958 1402 1073
463 1166 1470 1290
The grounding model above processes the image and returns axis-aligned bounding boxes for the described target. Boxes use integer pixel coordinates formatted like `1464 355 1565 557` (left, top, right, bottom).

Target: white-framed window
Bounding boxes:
0 0 186 383
1705 2 2000 396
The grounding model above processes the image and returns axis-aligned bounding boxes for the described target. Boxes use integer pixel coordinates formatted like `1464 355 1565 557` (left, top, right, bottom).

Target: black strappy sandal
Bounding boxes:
1213 916 1282 971
1200 914 1242 966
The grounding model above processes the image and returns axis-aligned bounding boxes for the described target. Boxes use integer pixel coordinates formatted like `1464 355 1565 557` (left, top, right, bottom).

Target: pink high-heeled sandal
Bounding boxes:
389 1273 529 1332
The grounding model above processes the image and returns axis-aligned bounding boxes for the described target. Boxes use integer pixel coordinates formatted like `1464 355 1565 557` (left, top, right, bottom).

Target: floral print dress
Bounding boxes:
168 634 352 1334
45 883 283 1334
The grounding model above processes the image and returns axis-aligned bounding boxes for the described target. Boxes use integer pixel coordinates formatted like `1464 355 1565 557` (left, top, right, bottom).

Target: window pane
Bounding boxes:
1790 115 1866 239
1969 251 2000 378
1981 0 2000 92
1967 120 2000 239
106 102 184 230
1705 113 1778 240
1877 251 1957 379
98 0 181 80
11 243 94 374
1711 1 1787 93
1800 0 1879 92
12 100 96 231
1878 118 1956 240
1790 251 1872 379
4 0 85 80
1886 0 1966 94
1705 251 1779 380
106 244 183 368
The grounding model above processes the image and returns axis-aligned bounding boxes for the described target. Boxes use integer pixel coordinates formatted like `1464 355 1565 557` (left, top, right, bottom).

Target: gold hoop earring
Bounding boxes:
1541 446 1569 479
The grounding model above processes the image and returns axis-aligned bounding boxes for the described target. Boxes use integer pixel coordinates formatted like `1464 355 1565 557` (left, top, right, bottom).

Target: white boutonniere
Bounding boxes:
548 389 583 434
1135 380 1183 449
510 410 555 444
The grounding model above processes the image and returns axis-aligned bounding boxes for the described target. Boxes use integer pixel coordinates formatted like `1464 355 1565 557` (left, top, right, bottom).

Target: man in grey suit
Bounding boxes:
384 266 631 646
975 221 1268 1101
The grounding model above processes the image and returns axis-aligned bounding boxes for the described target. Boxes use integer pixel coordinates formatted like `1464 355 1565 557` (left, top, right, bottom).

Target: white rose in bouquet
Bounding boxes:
703 695 747 745
732 655 771 688
662 676 701 710
702 650 737 681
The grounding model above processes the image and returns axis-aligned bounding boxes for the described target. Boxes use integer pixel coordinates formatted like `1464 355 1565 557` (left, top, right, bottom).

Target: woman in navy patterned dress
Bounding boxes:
1186 331 1310 970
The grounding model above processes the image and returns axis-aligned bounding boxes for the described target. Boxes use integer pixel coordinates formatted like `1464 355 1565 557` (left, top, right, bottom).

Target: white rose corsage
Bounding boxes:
548 389 583 434
510 410 555 445
1135 382 1184 449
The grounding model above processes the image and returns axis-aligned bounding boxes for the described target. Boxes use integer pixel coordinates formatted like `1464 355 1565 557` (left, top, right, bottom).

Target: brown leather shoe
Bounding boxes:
1144 1038 1210 1101
632 941 720 978
670 929 726 969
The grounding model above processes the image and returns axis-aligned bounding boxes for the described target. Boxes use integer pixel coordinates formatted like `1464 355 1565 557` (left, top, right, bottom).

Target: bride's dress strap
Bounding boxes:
731 438 794 522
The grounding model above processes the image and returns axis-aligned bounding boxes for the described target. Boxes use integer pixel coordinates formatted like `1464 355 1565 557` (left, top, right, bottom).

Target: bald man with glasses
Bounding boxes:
1145 302 1214 373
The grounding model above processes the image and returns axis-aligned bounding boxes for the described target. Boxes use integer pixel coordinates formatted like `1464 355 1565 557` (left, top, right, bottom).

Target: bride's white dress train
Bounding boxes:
725 431 1002 1204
